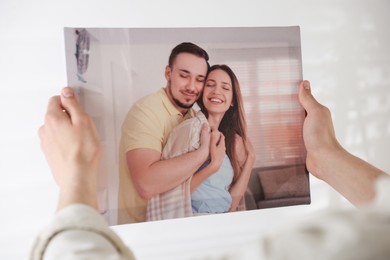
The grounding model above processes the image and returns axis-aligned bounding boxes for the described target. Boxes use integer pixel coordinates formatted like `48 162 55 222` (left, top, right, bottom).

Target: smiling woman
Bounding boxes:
194 64 255 214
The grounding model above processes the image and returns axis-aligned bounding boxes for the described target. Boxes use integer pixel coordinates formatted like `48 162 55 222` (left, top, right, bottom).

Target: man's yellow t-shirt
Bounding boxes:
117 88 195 224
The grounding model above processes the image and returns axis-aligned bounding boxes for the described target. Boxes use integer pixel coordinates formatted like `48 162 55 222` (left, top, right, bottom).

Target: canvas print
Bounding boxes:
64 27 310 225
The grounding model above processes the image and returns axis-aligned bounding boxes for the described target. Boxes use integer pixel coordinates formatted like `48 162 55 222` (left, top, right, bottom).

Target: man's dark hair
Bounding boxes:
168 42 210 69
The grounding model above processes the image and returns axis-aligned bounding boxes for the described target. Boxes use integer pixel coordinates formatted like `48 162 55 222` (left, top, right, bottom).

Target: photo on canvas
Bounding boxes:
64 26 310 225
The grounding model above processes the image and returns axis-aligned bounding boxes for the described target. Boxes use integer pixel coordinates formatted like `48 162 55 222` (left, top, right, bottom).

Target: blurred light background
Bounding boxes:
0 0 389 259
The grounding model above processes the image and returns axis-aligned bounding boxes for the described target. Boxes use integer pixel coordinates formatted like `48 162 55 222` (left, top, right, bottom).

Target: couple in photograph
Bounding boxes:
118 42 255 224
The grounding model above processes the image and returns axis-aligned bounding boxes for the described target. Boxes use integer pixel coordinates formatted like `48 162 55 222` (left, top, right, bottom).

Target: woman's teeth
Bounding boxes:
210 98 223 103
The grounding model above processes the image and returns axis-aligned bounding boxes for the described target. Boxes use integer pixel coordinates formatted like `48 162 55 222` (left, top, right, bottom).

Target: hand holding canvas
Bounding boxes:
298 80 385 206
38 87 101 211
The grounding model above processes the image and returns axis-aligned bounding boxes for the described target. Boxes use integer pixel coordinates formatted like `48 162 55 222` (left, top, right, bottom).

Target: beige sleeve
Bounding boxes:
30 204 135 260
258 177 390 260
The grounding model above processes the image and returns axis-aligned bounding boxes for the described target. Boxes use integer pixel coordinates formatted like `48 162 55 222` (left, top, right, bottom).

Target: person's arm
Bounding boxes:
34 87 134 259
190 130 226 192
127 124 210 199
299 80 387 206
228 136 255 211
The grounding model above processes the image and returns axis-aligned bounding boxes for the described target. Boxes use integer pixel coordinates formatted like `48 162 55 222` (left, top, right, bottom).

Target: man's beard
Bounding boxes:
173 97 194 109
168 83 196 109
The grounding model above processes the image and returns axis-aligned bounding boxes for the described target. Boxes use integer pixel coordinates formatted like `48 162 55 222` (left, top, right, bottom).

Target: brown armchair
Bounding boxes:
245 164 310 210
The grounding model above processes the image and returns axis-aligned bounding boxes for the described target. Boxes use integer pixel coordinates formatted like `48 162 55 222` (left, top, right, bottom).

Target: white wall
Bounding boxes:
0 0 389 259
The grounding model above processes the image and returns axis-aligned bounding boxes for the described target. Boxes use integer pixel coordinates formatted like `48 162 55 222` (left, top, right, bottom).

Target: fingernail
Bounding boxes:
62 88 74 98
303 81 311 90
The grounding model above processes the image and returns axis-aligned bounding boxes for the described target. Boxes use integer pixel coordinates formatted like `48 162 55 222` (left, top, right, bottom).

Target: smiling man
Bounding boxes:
118 42 212 224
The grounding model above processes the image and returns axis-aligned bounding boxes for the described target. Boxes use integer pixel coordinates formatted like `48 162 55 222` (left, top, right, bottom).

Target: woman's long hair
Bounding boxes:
197 64 248 184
